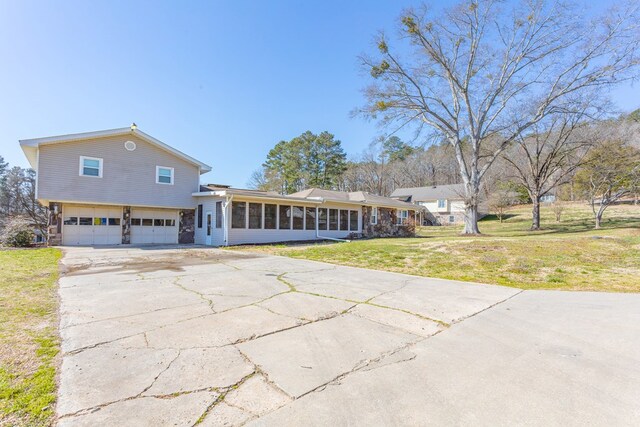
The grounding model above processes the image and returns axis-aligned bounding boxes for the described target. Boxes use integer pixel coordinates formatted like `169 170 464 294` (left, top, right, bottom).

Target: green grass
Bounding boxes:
230 203 640 292
0 248 62 426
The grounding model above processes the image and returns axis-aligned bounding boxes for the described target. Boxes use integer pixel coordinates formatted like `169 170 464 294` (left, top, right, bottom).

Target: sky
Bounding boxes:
0 0 637 187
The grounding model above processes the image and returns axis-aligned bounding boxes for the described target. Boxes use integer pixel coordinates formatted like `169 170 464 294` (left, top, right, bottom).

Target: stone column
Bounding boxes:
122 206 131 244
178 209 195 244
47 202 63 245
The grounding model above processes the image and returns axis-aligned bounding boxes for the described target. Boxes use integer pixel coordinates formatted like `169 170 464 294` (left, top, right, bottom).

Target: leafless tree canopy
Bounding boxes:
359 0 640 233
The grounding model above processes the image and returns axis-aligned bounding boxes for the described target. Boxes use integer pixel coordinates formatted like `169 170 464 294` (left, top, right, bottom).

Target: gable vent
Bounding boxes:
124 140 137 151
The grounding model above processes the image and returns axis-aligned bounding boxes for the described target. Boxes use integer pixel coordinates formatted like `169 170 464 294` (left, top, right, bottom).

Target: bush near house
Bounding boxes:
231 203 640 292
0 248 61 426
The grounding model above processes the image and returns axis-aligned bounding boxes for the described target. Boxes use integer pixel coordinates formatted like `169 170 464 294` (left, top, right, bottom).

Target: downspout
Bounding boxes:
223 195 233 246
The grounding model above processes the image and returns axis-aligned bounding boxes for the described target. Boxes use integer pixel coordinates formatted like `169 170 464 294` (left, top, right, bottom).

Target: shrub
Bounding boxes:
0 217 36 247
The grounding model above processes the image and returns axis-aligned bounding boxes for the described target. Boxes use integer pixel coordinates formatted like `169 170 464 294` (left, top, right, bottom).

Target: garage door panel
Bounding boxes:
131 209 178 245
63 206 122 246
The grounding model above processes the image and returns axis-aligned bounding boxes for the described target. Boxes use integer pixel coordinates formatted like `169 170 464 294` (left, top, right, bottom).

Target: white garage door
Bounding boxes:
130 209 178 244
63 206 122 245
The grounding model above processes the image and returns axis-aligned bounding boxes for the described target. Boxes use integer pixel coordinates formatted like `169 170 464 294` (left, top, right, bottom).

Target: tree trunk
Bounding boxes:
463 204 481 234
531 196 541 230
595 213 601 229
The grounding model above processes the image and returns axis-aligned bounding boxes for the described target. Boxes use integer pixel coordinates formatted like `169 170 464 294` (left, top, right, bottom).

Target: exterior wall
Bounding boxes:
418 199 466 226
37 134 200 208
194 197 226 246
227 200 359 246
362 206 415 238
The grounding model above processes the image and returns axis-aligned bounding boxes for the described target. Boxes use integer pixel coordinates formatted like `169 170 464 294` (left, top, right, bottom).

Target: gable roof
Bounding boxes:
390 184 465 201
288 188 419 209
19 125 212 173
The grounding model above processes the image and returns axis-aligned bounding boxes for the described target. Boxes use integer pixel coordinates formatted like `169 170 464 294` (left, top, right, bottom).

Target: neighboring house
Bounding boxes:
391 184 484 226
20 125 418 246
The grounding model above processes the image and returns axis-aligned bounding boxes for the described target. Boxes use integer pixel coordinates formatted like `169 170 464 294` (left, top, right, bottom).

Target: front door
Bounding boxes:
205 211 213 245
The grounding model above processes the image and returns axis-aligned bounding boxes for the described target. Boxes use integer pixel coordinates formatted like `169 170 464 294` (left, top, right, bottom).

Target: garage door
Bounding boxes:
63 206 122 245
130 209 178 244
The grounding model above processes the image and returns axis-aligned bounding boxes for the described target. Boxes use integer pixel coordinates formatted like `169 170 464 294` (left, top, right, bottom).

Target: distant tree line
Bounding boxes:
250 111 640 231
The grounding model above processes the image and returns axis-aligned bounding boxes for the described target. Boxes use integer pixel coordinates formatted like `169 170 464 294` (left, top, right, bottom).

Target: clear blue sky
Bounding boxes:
1 0 637 187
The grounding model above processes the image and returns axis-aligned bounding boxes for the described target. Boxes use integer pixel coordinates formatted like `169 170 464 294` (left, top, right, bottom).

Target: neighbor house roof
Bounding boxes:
19 125 212 173
390 184 465 202
288 188 419 210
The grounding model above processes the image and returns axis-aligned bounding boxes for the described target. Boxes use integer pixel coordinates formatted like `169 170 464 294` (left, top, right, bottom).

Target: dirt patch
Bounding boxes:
63 249 262 276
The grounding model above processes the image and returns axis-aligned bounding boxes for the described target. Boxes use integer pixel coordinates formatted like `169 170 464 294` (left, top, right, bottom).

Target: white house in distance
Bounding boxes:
19 125 419 246
391 184 481 225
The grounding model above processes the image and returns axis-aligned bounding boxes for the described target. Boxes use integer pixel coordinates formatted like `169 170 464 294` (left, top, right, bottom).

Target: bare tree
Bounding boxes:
551 200 565 222
359 0 640 234
575 139 640 228
488 189 516 223
503 110 594 230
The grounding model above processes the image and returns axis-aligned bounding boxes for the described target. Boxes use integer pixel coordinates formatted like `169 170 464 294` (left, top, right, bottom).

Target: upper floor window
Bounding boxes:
156 166 174 185
79 156 103 178
437 199 446 208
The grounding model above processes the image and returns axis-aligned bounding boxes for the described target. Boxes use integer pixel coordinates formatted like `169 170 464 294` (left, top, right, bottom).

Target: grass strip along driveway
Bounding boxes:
0 248 61 426
231 204 640 293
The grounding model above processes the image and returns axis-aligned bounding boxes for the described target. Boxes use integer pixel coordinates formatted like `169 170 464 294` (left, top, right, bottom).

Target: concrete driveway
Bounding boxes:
56 246 640 426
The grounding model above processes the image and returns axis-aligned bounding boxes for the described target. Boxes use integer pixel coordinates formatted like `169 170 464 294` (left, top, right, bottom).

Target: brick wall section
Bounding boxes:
47 202 62 245
361 206 415 238
178 209 195 244
122 206 131 244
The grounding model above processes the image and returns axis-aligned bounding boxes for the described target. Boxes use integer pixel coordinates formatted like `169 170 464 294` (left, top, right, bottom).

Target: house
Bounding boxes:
391 184 480 225
20 125 419 246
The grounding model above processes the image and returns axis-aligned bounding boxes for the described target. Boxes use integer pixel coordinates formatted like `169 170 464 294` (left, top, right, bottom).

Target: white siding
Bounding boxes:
194 197 225 246
450 200 466 212
196 196 363 246
38 134 200 208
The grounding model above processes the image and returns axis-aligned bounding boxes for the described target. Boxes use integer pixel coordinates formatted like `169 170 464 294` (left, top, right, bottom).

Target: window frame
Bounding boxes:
349 210 358 231
437 199 446 209
371 207 378 225
231 201 247 229
156 166 174 185
305 207 316 230
448 215 456 223
264 204 277 229
397 209 409 225
197 204 203 228
279 205 291 230
215 201 223 229
292 206 304 230
79 156 103 178
248 203 263 229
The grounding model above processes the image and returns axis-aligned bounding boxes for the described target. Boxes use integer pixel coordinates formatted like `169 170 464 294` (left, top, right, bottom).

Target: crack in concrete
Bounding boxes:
59 302 206 329
295 337 425 400
192 371 258 426
172 277 217 314
450 289 525 325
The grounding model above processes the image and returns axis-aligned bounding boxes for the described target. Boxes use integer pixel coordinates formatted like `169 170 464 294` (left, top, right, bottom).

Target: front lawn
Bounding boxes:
0 248 62 426
231 203 640 292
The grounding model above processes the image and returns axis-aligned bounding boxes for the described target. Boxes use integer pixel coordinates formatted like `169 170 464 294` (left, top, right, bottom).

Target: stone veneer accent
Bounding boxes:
178 209 195 244
361 206 415 238
47 202 63 245
122 206 131 244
